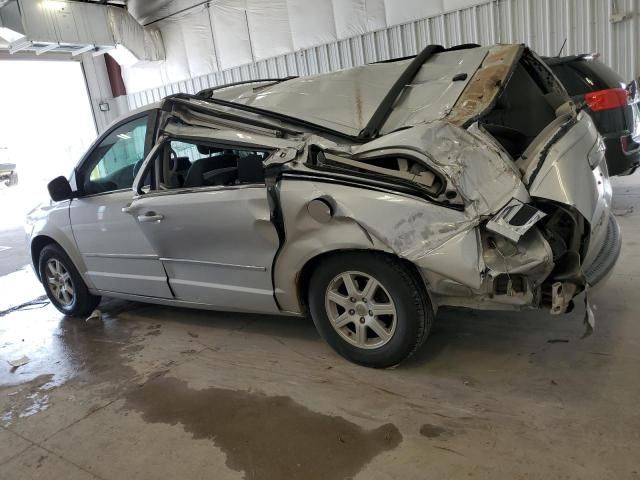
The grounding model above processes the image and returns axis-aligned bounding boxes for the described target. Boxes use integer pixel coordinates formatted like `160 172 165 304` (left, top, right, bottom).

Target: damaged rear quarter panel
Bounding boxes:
275 119 541 312
353 120 529 216
273 179 470 312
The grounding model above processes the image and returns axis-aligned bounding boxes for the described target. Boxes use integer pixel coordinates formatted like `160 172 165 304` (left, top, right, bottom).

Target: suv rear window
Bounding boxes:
550 59 624 95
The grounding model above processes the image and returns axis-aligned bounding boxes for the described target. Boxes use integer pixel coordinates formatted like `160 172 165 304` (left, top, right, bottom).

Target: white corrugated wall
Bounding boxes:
127 0 639 110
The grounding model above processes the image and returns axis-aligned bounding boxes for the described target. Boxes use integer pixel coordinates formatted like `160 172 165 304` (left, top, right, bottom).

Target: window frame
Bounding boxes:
74 110 157 198
133 135 275 199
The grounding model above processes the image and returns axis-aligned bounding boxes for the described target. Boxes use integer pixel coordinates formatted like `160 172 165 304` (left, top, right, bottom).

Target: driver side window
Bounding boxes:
82 115 148 195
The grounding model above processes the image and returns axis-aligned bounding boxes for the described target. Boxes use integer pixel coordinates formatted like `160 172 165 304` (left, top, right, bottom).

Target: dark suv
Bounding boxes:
544 54 640 176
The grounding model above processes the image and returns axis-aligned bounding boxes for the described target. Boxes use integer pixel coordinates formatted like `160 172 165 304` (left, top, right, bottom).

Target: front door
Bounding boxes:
69 113 173 299
126 138 281 313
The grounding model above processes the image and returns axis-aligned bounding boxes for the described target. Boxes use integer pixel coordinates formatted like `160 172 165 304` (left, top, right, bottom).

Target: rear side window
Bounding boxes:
158 140 271 190
550 60 625 95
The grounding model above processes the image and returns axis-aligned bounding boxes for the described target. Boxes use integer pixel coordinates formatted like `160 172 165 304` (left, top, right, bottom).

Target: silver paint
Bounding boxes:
127 185 281 313
68 190 173 298
27 43 620 321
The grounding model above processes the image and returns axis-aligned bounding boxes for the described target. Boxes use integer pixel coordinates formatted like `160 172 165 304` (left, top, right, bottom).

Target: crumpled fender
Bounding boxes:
276 121 554 313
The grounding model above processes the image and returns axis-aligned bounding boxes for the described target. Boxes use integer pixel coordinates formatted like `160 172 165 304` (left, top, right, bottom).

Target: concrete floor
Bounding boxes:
0 182 46 277
0 227 30 277
0 178 639 480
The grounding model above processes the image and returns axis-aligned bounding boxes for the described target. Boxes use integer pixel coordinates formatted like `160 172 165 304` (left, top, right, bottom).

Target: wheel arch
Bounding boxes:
30 235 59 281
295 249 431 316
30 234 90 288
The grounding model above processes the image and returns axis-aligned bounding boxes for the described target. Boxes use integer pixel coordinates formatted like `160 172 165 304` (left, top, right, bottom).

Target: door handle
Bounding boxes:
137 212 164 223
121 204 133 214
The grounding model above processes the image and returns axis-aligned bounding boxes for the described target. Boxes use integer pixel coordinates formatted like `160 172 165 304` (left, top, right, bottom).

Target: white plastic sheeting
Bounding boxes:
122 0 496 92
246 0 293 60
126 0 640 107
383 0 446 27
286 0 338 50
332 0 387 38
107 6 165 65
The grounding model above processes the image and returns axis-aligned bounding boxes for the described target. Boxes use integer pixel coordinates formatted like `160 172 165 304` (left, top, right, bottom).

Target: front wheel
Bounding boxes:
38 244 101 316
308 252 433 368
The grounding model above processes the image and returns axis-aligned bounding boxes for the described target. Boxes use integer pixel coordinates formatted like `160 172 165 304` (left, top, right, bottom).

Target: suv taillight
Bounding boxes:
584 88 630 111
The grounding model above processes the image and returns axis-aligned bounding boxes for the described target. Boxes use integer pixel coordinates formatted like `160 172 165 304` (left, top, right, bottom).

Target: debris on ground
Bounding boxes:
85 309 102 322
547 339 570 344
582 288 596 339
612 206 634 217
7 355 30 369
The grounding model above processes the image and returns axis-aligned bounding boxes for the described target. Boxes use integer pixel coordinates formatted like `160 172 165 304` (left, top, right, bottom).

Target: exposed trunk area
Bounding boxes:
479 50 569 160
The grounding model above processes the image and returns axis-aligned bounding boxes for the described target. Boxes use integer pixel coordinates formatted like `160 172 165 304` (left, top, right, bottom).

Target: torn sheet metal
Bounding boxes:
413 228 484 290
486 198 546 243
273 166 552 313
161 121 304 152
322 151 438 190
352 120 529 217
168 102 289 139
447 44 523 126
482 227 553 278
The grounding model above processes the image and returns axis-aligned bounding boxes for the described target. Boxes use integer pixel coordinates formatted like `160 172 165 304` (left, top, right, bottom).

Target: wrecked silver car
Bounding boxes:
28 44 621 367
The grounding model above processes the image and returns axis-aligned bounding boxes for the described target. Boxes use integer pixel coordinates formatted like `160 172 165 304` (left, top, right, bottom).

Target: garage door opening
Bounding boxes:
0 60 96 276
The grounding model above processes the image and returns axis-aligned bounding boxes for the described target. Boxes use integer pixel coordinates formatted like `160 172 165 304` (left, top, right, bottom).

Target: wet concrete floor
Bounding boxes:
0 177 639 479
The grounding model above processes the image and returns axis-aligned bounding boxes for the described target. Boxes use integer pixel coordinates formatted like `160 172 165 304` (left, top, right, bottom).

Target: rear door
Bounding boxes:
125 137 282 313
69 111 173 299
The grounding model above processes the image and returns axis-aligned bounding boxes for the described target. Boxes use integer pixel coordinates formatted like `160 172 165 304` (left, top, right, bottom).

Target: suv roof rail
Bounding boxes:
196 77 298 99
358 44 445 140
371 43 480 65
543 53 600 65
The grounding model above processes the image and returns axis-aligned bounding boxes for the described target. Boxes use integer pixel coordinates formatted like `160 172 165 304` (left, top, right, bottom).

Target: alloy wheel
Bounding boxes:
46 258 75 307
324 270 397 349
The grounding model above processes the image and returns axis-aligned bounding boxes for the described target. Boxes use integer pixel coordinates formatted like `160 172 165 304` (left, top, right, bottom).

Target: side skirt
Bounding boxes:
88 289 304 317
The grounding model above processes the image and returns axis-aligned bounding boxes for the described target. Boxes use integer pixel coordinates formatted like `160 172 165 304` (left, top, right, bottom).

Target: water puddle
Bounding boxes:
122 376 402 480
0 299 144 425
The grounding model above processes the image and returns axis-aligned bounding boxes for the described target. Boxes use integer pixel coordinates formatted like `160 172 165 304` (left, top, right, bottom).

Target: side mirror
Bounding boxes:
47 176 74 202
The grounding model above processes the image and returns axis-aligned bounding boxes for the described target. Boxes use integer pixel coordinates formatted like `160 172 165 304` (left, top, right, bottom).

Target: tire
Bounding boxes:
38 244 101 317
308 251 433 368
8 171 18 186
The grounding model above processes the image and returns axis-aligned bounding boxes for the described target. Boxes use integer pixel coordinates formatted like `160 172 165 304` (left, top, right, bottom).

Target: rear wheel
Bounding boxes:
308 252 433 368
38 244 100 316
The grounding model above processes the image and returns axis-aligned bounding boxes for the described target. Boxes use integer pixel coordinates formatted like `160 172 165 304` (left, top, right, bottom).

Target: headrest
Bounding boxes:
197 145 224 155
171 156 192 171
